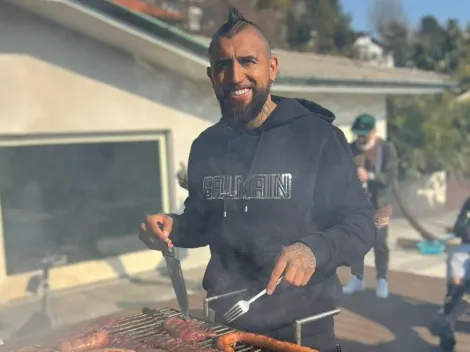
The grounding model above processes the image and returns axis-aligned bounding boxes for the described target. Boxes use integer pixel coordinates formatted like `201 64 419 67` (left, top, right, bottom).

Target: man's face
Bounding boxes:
207 27 278 123
357 129 377 145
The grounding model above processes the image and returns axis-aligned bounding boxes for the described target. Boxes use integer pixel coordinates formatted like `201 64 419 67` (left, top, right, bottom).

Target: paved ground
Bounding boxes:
159 267 470 352
0 267 207 338
0 211 467 350
1 265 469 351
365 211 458 280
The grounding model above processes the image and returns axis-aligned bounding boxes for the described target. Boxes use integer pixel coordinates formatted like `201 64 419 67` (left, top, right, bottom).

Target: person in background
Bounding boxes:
430 197 470 352
342 113 398 299
447 197 470 293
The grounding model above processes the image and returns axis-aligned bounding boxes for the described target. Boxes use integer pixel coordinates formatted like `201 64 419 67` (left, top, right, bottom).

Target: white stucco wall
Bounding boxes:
0 2 221 212
0 2 387 209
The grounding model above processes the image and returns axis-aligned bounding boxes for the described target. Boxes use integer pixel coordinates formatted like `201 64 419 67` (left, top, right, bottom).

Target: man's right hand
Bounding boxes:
139 213 174 250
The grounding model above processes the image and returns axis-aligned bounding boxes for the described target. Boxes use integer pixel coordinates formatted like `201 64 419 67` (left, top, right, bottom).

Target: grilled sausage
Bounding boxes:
15 346 57 352
163 317 216 341
59 330 109 352
217 332 319 352
88 349 135 352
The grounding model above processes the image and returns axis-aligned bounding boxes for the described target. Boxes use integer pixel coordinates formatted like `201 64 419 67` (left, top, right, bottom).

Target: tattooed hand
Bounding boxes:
266 243 316 294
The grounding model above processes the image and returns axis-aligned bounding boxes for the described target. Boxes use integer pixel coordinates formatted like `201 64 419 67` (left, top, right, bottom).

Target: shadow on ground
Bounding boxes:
336 287 470 352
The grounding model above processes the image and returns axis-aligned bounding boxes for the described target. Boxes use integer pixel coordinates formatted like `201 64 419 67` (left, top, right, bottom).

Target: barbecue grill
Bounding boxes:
1 290 340 352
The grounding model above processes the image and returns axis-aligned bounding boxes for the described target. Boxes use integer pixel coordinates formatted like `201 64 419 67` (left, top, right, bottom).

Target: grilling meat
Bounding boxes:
88 349 136 352
80 319 119 336
59 329 110 352
217 332 319 352
109 335 167 352
16 345 58 352
162 318 215 342
143 336 218 352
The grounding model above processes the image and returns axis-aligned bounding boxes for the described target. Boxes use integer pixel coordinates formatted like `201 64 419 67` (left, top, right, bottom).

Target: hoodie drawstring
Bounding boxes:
223 133 264 218
223 139 231 218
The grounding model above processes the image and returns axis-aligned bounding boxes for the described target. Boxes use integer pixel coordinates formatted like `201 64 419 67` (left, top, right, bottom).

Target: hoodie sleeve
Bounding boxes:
453 197 470 241
168 138 211 248
299 127 376 275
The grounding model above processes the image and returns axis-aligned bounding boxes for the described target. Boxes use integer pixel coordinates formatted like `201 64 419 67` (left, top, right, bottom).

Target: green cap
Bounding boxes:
352 113 376 137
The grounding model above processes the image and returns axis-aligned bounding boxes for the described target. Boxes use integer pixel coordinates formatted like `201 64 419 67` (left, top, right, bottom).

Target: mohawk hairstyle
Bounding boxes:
208 7 270 56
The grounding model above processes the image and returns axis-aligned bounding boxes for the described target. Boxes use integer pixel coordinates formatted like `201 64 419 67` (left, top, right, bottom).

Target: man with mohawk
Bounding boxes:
140 8 376 351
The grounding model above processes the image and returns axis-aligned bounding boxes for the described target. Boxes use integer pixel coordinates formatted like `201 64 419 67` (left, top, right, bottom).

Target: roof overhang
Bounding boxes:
9 0 458 95
273 77 457 95
8 0 208 82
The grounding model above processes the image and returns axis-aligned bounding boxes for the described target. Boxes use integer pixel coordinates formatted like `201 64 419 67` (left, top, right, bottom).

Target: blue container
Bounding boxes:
417 240 446 255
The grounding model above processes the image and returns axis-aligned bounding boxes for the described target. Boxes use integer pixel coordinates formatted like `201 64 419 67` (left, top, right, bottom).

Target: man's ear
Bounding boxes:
269 54 279 82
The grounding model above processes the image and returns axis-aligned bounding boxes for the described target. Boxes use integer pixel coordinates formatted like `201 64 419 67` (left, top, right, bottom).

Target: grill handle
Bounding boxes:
295 308 341 345
203 289 247 321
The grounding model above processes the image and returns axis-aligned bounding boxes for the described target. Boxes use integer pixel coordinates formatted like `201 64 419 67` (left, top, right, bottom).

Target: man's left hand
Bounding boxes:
267 243 316 295
358 167 368 182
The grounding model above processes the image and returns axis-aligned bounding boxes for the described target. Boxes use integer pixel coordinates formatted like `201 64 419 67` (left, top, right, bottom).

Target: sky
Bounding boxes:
341 0 470 32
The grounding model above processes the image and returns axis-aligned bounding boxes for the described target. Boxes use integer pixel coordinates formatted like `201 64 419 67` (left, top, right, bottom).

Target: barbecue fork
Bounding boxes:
224 277 283 324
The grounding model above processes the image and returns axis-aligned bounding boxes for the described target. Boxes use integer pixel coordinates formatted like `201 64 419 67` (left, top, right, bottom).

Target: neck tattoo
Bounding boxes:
246 100 276 129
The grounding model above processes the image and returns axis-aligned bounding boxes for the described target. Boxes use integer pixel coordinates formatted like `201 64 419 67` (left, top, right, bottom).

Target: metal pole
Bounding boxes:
295 308 341 345
203 289 247 321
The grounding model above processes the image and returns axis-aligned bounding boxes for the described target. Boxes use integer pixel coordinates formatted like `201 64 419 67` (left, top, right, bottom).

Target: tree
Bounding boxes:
285 10 312 50
255 0 291 11
369 0 412 67
388 94 470 179
410 16 445 71
298 0 355 55
383 21 412 67
255 0 292 48
369 0 408 40
441 19 465 73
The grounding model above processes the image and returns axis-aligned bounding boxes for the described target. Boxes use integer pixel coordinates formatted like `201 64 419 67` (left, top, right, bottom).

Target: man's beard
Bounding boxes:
356 137 377 151
218 85 270 124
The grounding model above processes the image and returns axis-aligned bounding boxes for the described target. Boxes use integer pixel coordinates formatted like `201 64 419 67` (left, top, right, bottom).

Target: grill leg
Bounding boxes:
294 308 341 346
203 289 247 321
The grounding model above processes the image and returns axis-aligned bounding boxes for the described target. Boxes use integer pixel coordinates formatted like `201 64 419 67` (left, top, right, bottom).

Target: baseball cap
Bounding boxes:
352 113 376 137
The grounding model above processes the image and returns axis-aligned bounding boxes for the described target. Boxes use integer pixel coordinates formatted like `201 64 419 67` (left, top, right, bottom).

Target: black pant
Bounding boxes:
351 226 389 280
270 316 337 352
443 281 470 325
431 281 470 341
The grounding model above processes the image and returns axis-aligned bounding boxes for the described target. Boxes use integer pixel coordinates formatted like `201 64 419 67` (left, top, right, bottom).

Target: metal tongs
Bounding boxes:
224 277 283 323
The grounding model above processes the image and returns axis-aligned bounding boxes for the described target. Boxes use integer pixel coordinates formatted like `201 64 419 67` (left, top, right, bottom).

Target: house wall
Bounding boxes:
0 2 388 301
0 2 389 208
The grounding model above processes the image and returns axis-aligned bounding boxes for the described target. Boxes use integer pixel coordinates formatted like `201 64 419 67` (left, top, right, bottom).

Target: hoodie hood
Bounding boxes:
221 96 335 134
218 96 336 218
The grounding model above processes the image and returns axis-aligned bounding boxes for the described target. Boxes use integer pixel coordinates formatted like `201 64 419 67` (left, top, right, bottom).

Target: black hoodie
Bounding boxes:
169 96 375 338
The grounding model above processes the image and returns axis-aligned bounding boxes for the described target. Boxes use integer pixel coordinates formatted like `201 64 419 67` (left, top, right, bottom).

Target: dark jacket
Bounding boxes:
350 139 398 209
169 96 376 337
453 197 470 243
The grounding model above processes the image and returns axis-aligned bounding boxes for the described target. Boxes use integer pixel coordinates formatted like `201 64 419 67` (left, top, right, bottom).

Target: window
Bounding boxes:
0 140 164 275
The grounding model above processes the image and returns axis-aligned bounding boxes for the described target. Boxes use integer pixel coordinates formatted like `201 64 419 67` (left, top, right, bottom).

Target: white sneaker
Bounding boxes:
342 275 365 294
376 278 389 298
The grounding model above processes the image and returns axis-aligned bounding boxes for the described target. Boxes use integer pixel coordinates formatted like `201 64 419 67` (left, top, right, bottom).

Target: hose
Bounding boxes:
391 179 442 241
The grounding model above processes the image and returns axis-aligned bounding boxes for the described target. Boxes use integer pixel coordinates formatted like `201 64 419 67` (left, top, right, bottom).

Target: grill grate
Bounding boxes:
108 308 261 352
2 307 341 352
